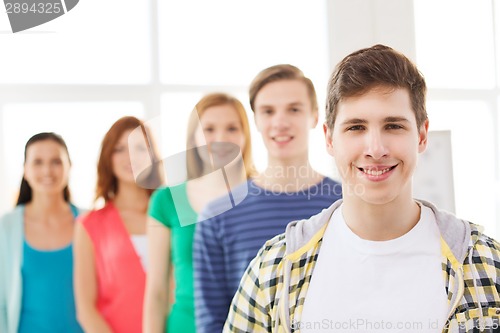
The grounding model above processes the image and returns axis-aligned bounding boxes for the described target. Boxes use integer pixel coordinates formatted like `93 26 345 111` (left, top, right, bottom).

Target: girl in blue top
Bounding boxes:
0 132 83 333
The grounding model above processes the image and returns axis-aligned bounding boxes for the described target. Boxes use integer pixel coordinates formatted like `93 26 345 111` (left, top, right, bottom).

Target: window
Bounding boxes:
159 0 329 87
0 0 151 84
415 0 499 236
414 0 495 89
0 0 331 214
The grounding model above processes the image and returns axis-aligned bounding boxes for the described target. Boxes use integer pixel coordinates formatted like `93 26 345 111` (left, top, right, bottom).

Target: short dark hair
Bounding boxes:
326 44 427 129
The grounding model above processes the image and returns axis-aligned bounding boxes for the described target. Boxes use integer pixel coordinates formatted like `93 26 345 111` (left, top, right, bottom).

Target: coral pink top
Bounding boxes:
80 203 145 333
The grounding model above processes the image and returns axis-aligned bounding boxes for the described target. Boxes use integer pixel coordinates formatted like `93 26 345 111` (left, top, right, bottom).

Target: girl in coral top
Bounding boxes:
74 116 163 333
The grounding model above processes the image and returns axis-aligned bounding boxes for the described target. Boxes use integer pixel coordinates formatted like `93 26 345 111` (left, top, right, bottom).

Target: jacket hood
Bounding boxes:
284 199 477 267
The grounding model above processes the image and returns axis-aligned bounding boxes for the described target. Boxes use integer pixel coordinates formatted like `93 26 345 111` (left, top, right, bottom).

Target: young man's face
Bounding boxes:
324 87 428 205
253 79 318 163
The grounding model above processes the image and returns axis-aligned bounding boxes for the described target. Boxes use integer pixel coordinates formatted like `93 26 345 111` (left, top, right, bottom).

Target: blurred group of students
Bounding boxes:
0 63 342 333
2 45 500 333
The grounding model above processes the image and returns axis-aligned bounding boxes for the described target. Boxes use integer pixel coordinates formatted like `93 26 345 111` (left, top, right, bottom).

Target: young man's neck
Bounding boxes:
254 156 323 192
341 193 421 241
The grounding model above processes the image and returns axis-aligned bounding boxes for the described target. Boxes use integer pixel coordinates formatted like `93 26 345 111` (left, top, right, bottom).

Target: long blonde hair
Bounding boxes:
186 93 256 179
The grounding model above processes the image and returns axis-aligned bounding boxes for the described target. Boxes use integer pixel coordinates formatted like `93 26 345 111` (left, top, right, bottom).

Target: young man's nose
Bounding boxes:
364 131 389 159
271 110 290 130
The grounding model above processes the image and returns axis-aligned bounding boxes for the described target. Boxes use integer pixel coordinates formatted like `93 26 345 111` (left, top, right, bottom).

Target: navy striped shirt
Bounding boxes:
193 177 342 333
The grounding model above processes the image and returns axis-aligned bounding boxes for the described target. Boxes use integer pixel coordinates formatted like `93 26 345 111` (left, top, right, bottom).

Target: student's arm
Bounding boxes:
143 218 171 333
223 249 271 333
193 215 232 333
73 221 113 333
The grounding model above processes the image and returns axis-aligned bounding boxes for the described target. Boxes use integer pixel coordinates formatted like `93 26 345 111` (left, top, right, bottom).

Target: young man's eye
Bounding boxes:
347 125 364 131
386 124 403 130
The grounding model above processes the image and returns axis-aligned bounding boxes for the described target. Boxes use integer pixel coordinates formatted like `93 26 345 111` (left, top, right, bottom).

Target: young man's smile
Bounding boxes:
271 134 294 145
254 79 318 163
356 163 398 181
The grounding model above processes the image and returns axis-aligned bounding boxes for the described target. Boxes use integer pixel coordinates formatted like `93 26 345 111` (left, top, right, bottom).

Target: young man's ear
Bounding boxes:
253 113 262 133
323 123 335 156
310 110 319 128
418 119 429 153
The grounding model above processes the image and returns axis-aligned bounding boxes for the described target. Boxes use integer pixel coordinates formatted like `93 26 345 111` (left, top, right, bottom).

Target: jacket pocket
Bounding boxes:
445 308 500 332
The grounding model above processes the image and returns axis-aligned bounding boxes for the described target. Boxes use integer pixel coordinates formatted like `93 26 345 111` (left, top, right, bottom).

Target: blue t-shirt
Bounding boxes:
18 204 83 333
193 177 342 333
18 241 83 333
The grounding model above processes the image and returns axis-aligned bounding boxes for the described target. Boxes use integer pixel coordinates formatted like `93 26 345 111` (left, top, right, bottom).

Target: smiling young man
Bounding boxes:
224 45 500 333
193 65 342 333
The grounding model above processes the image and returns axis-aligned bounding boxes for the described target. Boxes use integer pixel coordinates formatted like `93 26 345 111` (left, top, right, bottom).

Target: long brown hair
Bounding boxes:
95 116 164 202
17 132 71 206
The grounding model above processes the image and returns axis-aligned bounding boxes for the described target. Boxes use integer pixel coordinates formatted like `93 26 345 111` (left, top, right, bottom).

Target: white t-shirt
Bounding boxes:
300 204 448 332
130 234 148 272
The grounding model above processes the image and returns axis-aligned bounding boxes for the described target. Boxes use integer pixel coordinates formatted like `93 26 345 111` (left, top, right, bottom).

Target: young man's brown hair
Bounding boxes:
326 44 427 130
249 64 318 113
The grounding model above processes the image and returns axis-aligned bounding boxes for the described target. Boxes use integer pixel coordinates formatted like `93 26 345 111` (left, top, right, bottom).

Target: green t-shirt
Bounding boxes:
148 183 197 333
